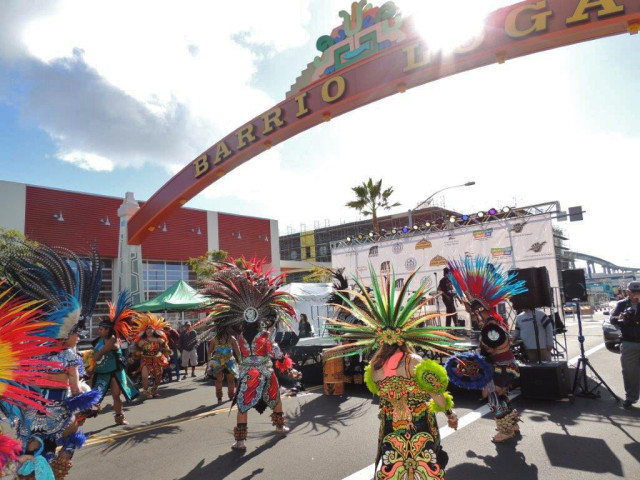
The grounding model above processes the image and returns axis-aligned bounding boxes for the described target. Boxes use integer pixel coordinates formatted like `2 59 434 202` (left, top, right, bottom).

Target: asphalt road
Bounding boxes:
71 313 640 480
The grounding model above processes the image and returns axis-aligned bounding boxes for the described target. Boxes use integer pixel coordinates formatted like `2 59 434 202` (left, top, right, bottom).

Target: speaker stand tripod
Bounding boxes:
570 300 619 402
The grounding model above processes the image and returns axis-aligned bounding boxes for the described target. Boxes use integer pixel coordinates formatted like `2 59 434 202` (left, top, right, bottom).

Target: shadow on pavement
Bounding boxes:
447 443 539 480
288 392 371 437
542 432 623 476
99 424 183 454
178 435 284 480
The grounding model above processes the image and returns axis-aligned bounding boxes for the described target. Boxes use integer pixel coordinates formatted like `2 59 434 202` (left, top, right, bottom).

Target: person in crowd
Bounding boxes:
298 313 313 338
324 263 459 479
207 328 239 403
132 313 172 398
180 321 199 378
438 267 460 327
163 323 181 382
447 256 527 442
610 281 640 409
513 307 555 362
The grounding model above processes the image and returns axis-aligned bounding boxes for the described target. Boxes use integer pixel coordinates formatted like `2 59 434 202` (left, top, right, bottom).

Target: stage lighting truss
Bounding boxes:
334 202 558 248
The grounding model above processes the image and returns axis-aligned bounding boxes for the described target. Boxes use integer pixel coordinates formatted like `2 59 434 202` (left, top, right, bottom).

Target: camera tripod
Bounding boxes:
570 299 619 401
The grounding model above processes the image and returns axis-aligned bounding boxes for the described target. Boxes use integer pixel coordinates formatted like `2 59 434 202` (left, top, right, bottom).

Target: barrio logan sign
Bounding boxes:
128 0 640 245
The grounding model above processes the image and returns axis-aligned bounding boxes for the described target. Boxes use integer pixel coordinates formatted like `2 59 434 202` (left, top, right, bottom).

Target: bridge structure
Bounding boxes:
564 250 640 277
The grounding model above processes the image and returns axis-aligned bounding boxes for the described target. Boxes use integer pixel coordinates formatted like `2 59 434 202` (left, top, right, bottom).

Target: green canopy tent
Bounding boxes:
131 279 209 312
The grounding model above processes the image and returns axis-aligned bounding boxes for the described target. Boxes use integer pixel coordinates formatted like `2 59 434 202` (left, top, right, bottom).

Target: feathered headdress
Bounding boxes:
323 263 461 359
193 258 296 340
446 256 527 321
132 313 170 342
0 285 67 412
99 291 135 341
1 242 102 339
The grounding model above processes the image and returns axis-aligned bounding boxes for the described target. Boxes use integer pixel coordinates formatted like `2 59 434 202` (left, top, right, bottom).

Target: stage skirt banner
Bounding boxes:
332 213 559 290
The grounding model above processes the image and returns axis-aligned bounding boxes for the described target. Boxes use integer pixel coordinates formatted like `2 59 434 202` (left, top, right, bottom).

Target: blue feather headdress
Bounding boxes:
2 242 103 340
446 256 527 317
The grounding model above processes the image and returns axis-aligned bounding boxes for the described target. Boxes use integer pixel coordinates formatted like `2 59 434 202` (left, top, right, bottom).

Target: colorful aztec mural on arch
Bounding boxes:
287 1 408 97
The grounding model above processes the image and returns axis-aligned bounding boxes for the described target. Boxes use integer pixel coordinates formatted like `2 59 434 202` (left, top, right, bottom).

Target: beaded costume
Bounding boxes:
372 357 450 480
446 257 526 442
1 243 103 479
208 336 238 402
132 313 171 398
193 258 296 450
90 292 139 409
325 264 460 479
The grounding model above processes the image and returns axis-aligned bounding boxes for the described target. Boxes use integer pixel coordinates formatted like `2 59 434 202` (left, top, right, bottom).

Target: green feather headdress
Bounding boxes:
323 263 461 359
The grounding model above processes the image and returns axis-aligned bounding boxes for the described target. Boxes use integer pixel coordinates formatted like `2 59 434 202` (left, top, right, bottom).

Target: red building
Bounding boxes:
0 180 280 329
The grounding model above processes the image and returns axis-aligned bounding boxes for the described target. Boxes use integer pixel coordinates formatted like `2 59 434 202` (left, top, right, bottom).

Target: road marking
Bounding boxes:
342 342 606 480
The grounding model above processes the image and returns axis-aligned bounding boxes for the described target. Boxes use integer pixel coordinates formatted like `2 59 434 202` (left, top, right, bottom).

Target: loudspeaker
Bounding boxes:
509 267 552 310
562 269 588 302
519 361 569 400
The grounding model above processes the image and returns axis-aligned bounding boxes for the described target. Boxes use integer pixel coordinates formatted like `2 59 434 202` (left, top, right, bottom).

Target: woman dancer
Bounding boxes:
208 329 239 404
446 257 527 442
1 243 104 478
194 258 296 451
324 264 460 479
90 292 139 425
132 313 172 399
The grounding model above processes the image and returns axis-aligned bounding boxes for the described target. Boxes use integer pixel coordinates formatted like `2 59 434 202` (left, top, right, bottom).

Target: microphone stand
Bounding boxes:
570 299 619 401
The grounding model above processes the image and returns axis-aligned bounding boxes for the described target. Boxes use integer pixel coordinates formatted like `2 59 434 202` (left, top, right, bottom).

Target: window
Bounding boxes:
305 246 311 258
369 246 378 257
143 260 196 299
395 278 405 289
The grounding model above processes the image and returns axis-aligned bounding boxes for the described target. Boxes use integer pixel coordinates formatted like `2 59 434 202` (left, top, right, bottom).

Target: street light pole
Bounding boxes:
415 181 476 211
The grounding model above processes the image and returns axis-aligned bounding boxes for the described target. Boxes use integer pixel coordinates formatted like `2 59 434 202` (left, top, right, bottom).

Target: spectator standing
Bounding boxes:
164 324 181 382
438 268 460 327
180 321 199 378
299 314 313 338
513 308 554 362
610 281 640 409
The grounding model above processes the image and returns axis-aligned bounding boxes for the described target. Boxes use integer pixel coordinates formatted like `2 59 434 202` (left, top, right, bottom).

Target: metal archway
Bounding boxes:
128 0 640 245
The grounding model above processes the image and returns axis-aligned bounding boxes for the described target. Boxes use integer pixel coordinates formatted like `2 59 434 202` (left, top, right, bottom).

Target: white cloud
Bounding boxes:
58 149 114 171
1 1 639 266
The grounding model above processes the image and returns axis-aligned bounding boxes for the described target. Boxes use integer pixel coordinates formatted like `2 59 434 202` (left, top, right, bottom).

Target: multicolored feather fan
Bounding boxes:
132 313 170 343
0 285 67 412
193 257 296 341
104 291 136 341
323 263 461 359
1 241 102 339
446 256 527 320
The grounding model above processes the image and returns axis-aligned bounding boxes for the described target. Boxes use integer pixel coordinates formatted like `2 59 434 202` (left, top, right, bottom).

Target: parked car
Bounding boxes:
602 302 622 348
563 303 575 314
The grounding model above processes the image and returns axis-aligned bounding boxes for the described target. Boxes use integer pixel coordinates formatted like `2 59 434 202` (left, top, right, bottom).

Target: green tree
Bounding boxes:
345 178 400 234
0 228 36 278
187 250 229 285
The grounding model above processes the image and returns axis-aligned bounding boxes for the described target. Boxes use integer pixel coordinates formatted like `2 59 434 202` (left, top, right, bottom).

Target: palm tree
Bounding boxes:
345 178 400 234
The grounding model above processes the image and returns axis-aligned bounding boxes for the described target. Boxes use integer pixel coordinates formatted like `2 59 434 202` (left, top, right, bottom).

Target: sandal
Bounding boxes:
114 413 129 426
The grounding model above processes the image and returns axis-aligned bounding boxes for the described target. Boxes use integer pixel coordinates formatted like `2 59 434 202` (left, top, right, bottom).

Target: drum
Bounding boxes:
323 356 345 395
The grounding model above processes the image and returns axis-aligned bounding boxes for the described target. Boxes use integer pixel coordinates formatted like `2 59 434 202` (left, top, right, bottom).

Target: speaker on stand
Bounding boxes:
560 268 619 402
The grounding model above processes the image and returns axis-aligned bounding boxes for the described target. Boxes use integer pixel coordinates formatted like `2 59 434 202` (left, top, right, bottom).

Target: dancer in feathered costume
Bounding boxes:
324 264 460 480
131 313 171 399
207 326 239 404
89 291 139 424
0 284 69 477
194 258 296 451
1 242 103 479
446 256 527 442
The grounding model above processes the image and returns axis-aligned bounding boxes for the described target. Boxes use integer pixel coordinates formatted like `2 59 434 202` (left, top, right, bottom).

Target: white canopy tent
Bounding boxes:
280 283 334 336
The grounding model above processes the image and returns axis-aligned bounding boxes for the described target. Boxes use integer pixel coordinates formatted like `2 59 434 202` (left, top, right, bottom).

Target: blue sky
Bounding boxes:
0 1 639 267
